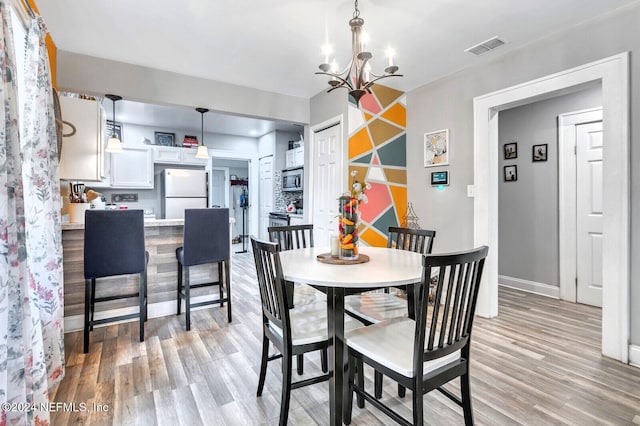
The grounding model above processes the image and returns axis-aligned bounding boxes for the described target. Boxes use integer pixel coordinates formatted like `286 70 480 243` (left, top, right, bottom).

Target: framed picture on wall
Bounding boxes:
424 129 449 167
504 165 517 182
154 131 175 146
532 143 548 162
504 142 517 159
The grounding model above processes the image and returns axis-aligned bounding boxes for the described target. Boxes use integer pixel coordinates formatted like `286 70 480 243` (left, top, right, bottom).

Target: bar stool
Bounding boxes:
83 209 148 354
176 208 231 330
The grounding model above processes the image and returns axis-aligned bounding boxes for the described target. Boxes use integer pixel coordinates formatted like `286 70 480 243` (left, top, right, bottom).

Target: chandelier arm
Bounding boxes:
315 72 355 90
362 73 404 91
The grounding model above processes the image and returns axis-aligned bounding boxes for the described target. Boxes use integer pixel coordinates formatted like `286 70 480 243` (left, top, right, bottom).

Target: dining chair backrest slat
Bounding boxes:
413 246 489 370
268 224 314 251
251 237 290 335
387 227 436 255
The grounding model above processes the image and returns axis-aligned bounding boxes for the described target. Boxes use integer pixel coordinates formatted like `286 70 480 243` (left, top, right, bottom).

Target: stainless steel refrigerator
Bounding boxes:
162 168 208 219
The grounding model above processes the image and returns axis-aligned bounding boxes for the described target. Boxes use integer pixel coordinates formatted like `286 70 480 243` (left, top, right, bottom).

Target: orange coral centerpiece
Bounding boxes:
337 171 370 260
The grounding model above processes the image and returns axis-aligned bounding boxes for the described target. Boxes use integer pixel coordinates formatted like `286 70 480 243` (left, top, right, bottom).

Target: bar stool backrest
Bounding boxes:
183 208 230 267
84 210 146 279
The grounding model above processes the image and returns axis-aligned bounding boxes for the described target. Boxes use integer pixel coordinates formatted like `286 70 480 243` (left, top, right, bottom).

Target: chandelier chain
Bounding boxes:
353 0 359 18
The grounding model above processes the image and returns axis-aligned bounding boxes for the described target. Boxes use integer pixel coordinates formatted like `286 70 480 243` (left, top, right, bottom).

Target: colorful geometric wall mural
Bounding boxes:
348 85 406 247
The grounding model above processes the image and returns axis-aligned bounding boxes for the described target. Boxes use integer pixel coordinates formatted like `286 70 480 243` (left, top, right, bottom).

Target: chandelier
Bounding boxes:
316 0 402 105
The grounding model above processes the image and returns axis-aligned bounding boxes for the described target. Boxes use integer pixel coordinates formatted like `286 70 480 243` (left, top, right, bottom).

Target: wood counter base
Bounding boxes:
62 219 232 332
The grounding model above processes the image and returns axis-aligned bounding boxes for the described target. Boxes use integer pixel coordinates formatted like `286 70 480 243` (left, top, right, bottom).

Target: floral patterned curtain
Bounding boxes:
1 3 64 425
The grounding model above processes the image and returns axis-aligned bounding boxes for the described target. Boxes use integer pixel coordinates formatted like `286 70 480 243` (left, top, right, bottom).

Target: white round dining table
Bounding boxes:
278 246 424 425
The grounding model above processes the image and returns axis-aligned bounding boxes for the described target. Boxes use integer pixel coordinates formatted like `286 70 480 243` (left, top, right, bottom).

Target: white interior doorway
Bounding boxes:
209 150 259 245
473 53 630 362
559 108 603 307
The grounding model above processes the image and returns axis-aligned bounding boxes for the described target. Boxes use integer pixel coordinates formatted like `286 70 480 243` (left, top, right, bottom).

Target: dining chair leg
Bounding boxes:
297 354 304 375
356 358 365 409
83 278 92 354
344 356 356 425
461 373 474 426
398 383 406 398
321 348 328 373
412 382 423 426
257 334 269 397
374 371 383 399
185 267 191 331
139 272 145 342
225 261 232 322
177 262 183 315
280 352 293 425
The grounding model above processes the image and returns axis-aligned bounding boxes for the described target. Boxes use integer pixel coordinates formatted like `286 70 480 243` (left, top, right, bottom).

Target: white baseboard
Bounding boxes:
64 295 221 333
498 275 560 299
629 345 640 368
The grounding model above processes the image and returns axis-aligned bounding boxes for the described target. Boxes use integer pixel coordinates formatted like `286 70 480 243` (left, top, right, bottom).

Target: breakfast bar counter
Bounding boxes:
62 218 233 329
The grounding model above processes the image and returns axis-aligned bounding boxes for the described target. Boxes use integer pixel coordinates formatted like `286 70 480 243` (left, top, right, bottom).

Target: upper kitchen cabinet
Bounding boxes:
110 146 154 188
285 146 304 169
59 97 106 181
153 146 208 166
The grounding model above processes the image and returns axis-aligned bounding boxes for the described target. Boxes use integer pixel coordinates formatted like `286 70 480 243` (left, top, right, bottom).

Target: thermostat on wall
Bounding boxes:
430 171 449 186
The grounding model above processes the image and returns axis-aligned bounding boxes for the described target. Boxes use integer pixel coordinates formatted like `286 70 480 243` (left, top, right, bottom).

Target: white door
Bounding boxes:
259 156 274 240
210 167 229 208
312 122 342 247
576 121 603 307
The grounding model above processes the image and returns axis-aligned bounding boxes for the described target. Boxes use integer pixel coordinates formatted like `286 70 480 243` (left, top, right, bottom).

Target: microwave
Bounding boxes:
282 167 303 192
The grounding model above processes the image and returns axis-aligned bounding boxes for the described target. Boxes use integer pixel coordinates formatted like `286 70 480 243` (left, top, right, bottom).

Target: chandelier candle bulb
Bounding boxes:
315 0 403 106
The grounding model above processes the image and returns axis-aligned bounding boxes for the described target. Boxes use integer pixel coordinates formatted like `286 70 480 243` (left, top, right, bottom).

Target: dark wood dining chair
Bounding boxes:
83 209 148 354
345 226 436 397
251 237 363 425
267 223 327 375
344 246 489 426
176 208 231 331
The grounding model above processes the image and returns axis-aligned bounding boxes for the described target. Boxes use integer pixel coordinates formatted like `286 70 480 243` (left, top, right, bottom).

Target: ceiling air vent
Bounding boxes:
464 36 506 56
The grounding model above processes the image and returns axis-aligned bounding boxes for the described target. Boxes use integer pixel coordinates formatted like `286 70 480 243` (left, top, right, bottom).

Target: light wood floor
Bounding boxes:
51 251 640 425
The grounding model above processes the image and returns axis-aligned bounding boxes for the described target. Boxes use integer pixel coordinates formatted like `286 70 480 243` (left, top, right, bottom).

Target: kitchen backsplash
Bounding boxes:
274 170 302 212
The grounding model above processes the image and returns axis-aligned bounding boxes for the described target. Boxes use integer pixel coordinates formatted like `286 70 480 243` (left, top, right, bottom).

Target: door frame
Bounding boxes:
210 166 230 208
473 53 629 362
209 149 259 238
558 108 603 303
308 115 344 230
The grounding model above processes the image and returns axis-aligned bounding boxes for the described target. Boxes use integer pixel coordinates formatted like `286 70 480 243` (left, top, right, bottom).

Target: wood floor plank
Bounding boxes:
50 252 640 425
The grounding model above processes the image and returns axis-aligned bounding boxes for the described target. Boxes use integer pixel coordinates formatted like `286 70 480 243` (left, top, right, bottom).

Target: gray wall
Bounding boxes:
57 51 309 125
498 86 602 286
404 3 640 344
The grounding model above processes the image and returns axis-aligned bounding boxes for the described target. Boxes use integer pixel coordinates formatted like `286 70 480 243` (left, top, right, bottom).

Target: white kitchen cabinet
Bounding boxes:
294 147 304 167
110 146 154 188
153 146 182 164
59 97 106 181
182 148 208 165
153 146 208 166
285 147 304 169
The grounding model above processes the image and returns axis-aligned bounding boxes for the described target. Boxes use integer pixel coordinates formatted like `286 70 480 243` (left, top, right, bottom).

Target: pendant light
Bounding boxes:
104 94 123 153
195 107 210 159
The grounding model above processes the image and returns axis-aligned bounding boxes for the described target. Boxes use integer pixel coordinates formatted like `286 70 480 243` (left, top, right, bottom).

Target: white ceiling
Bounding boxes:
39 0 637 136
